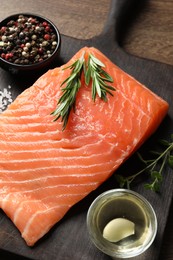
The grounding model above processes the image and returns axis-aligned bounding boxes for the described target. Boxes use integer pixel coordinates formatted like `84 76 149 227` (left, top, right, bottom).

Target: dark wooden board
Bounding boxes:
0 0 173 259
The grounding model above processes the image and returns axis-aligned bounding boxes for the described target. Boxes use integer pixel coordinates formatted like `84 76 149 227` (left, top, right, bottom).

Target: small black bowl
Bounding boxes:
0 13 61 75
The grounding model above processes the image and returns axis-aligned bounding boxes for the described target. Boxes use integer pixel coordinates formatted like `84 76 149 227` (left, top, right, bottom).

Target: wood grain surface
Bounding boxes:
0 0 173 66
0 1 173 259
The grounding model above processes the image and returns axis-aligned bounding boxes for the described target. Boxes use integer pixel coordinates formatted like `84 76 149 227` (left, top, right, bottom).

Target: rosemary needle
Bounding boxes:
51 53 85 130
85 54 115 102
52 52 115 130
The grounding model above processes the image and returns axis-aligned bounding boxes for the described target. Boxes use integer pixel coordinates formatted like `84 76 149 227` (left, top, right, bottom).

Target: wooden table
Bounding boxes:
0 0 173 259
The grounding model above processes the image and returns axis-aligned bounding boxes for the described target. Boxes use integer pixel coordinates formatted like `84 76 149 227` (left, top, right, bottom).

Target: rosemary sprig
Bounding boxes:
51 52 115 130
51 53 85 130
85 54 115 102
116 134 173 192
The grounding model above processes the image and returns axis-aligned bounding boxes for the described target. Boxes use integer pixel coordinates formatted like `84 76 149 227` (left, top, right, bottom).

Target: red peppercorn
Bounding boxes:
5 53 13 60
44 34 51 40
45 26 50 32
20 44 25 48
42 21 48 27
5 54 9 60
31 18 36 24
1 53 6 59
0 26 6 33
38 48 43 54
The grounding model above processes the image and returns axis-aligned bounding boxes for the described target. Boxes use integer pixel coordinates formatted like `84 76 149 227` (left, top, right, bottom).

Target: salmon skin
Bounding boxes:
0 47 169 246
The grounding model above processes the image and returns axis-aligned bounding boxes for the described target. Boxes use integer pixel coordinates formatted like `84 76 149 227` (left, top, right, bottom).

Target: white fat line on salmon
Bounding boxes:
0 182 99 193
0 160 118 176
0 171 110 185
120 90 151 118
0 175 112 187
1 187 92 211
0 114 50 120
1 192 97 216
0 173 111 201
0 132 107 140
0 154 117 167
1 183 98 209
0 140 103 148
0 143 113 155
114 72 154 117
0 139 118 149
0 138 113 149
0 148 109 158
1 107 36 113
0 131 117 140
0 157 113 165
0 140 118 159
21 204 72 242
0 134 94 140
0 137 118 152
125 69 164 104
13 193 89 225
0 85 13 113
0 151 117 164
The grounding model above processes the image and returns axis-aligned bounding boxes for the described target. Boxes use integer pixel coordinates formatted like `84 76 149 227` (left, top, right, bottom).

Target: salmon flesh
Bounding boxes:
0 47 169 246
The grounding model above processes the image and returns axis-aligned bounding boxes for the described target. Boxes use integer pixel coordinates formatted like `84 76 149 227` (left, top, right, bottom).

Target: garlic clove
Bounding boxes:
103 218 135 243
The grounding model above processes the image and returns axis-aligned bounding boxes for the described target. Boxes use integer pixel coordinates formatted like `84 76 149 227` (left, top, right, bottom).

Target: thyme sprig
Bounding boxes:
85 54 115 102
51 52 115 130
51 53 85 131
116 134 173 192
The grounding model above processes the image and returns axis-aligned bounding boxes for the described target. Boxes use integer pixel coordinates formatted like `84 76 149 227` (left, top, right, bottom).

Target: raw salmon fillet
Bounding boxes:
0 47 169 246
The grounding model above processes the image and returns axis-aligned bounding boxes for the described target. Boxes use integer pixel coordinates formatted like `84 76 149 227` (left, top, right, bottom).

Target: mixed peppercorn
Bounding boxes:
0 14 58 65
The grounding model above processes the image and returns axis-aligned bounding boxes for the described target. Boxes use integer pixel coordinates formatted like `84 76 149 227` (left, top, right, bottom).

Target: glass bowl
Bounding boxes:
87 189 157 259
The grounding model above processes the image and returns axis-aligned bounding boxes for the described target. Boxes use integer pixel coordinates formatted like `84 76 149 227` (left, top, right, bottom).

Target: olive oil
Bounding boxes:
87 189 157 259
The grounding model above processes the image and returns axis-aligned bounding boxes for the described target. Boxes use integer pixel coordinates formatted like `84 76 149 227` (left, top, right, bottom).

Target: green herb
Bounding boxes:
116 134 173 192
51 53 85 131
51 52 115 130
85 54 115 102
